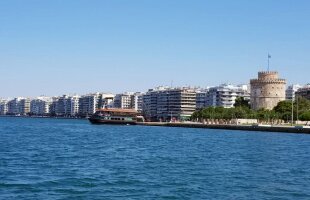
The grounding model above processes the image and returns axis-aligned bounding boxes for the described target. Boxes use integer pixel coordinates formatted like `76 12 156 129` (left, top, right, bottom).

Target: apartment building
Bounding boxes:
142 86 196 121
206 84 250 108
19 98 31 115
78 93 114 117
196 88 209 109
286 84 302 100
114 92 142 111
296 84 310 100
0 99 8 115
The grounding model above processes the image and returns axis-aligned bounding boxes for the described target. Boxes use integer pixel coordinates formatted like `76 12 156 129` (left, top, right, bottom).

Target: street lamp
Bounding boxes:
291 97 294 126
296 94 299 124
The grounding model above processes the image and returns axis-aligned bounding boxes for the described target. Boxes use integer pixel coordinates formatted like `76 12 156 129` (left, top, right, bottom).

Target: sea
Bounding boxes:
0 117 309 200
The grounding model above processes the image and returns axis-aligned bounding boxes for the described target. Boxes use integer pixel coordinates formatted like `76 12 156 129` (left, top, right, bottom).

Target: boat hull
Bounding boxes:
88 118 137 125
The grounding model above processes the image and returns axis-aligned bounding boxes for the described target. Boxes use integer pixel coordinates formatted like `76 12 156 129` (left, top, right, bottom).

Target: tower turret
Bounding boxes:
250 71 286 110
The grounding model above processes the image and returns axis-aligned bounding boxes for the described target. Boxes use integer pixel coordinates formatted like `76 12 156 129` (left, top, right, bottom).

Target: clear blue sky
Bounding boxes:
1 0 310 97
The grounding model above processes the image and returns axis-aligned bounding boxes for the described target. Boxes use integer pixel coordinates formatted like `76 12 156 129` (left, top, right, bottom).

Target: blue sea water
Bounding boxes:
0 117 309 200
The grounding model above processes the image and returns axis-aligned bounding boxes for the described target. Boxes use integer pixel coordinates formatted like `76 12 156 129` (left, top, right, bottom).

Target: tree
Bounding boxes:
273 100 291 113
234 97 250 108
273 100 292 121
299 111 310 121
296 96 310 113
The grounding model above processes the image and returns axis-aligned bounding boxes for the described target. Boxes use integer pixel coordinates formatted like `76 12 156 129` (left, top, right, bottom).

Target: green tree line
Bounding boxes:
191 97 310 122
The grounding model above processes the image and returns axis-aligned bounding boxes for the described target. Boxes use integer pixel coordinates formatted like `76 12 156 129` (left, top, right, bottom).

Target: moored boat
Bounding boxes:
88 108 144 125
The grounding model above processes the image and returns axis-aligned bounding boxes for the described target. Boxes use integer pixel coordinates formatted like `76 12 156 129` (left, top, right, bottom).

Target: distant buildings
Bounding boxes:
132 92 144 112
54 95 80 117
69 96 80 116
49 97 58 116
1 69 304 119
195 84 250 109
113 92 142 111
142 86 196 121
0 93 116 117
30 96 52 115
250 71 286 110
78 93 114 117
19 98 31 115
7 98 20 115
7 98 27 115
0 99 8 115
286 84 302 101
99 93 115 109
205 84 250 108
296 84 310 100
196 88 209 109
114 92 134 109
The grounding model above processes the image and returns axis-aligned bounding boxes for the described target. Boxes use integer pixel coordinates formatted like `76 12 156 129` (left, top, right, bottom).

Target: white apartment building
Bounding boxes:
78 92 114 117
19 98 31 115
55 95 80 116
196 88 209 109
135 92 144 112
99 93 115 108
206 84 250 108
69 96 80 116
7 97 25 115
286 84 302 100
49 97 59 116
114 92 134 109
296 84 310 100
113 92 142 111
55 95 69 116
0 99 8 115
30 96 52 115
142 86 196 121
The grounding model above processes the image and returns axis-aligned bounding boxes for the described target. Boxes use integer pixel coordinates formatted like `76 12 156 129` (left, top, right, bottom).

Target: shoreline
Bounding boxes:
138 122 310 134
1 115 310 134
0 115 88 120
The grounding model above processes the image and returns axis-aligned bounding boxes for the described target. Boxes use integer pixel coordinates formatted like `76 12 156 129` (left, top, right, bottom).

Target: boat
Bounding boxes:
88 108 144 125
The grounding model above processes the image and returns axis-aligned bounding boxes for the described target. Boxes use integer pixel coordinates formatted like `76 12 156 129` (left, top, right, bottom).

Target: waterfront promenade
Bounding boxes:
1 115 310 134
140 122 310 134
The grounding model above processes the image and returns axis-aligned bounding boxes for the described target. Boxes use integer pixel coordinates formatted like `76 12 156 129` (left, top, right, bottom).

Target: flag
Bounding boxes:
268 54 271 58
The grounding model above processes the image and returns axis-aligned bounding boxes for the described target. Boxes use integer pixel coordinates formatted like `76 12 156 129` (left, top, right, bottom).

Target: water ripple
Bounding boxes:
0 117 310 199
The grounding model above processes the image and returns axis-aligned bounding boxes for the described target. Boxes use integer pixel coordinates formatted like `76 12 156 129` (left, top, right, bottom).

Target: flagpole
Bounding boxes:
267 54 270 71
267 55 269 72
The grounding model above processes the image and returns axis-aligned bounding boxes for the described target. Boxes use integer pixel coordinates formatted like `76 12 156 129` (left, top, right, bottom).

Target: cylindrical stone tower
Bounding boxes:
250 71 286 110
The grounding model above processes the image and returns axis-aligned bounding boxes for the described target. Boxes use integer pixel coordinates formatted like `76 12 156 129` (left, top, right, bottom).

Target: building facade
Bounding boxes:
114 92 134 109
7 97 23 115
142 86 169 121
286 84 302 100
250 71 286 110
0 99 8 115
296 84 310 100
53 95 80 116
205 84 250 108
78 93 113 117
49 97 58 116
98 93 115 109
135 92 144 112
68 95 80 116
30 97 52 115
113 92 142 111
55 95 69 116
18 98 31 115
142 86 196 121
196 89 209 109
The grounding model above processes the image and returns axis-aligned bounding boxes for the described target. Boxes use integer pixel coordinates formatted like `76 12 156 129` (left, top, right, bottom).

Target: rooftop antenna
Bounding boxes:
267 53 271 71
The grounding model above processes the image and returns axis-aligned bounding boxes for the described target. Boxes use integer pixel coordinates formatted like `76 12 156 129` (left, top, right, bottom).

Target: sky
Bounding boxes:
0 0 310 97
